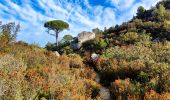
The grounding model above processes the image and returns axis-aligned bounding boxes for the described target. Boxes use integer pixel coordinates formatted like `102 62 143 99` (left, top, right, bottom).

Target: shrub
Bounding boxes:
45 42 56 51
120 32 152 45
0 54 26 99
110 79 143 99
98 39 108 49
102 45 154 62
68 54 84 68
120 32 139 44
63 46 73 54
96 57 146 79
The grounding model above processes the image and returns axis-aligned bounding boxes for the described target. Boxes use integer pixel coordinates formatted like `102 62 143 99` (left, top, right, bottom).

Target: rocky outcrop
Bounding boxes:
77 31 95 44
71 31 95 49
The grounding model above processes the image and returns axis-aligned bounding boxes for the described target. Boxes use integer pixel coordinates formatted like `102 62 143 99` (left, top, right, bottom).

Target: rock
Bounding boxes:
95 73 100 83
91 53 99 61
54 51 60 57
77 31 95 44
71 42 82 50
99 87 111 100
71 31 95 50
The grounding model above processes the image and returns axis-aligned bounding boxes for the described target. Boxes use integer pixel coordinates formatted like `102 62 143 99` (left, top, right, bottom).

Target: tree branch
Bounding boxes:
48 33 56 36
46 30 56 36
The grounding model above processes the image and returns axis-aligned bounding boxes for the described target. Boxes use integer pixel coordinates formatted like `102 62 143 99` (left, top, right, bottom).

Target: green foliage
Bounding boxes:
103 1 170 42
102 45 153 62
96 42 170 95
45 35 74 54
137 6 145 19
62 46 73 54
120 32 139 44
0 22 20 49
44 20 69 32
98 39 108 49
156 0 170 9
44 20 69 48
92 28 103 34
62 34 73 43
0 22 20 42
118 31 152 45
57 35 74 54
152 4 166 21
45 42 56 51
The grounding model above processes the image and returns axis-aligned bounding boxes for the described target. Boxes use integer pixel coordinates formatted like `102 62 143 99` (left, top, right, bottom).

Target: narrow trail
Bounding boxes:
95 73 111 100
85 56 112 100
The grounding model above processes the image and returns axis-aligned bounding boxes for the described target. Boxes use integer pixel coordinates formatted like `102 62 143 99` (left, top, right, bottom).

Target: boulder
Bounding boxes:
54 51 60 57
77 31 95 44
71 31 95 49
91 53 99 61
71 41 82 50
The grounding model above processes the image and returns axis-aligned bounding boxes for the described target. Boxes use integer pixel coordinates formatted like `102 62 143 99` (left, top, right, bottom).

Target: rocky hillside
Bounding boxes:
0 0 170 100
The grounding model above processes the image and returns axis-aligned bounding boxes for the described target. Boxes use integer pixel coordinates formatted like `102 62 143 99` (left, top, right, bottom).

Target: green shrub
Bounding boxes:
45 42 56 51
102 45 154 62
98 39 108 49
120 32 139 44
120 32 152 45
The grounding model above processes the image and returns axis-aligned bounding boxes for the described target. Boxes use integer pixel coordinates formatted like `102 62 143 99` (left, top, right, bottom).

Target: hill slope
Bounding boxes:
0 0 170 99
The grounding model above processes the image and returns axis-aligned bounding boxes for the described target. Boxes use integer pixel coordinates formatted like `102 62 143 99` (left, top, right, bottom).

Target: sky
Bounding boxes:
0 0 161 47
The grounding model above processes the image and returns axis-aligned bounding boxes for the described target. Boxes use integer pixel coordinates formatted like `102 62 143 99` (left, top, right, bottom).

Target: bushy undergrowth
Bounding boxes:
93 42 170 99
0 42 101 100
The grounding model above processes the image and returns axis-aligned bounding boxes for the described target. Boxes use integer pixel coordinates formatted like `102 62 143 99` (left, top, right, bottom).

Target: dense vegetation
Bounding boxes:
0 0 170 100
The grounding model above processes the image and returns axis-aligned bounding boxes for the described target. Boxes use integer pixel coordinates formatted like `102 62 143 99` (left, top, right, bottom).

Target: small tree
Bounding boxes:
0 22 20 48
62 34 73 43
45 42 55 51
44 20 69 49
137 6 145 19
152 4 165 21
0 22 20 43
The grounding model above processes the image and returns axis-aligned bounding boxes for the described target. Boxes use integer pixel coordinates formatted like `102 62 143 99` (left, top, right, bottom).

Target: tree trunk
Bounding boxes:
56 32 59 50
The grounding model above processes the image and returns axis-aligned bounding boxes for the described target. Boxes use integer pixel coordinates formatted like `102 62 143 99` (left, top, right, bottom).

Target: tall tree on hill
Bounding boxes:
44 20 69 50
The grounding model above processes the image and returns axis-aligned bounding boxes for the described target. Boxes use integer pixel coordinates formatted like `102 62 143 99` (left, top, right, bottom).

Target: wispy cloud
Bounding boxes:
0 0 161 46
108 0 135 10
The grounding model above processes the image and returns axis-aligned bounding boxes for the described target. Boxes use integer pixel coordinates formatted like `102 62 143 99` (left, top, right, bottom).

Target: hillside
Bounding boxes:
0 0 170 100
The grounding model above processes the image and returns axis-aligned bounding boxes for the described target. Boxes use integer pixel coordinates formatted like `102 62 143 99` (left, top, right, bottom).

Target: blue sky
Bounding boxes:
0 0 161 47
